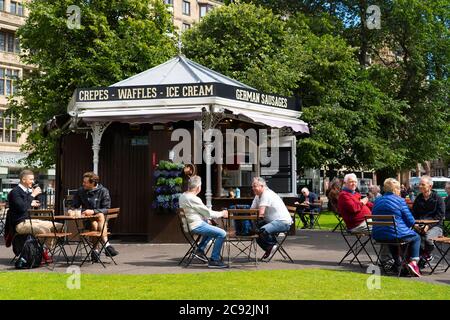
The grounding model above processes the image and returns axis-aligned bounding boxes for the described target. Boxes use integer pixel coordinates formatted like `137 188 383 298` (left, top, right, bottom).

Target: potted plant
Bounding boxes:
152 161 184 213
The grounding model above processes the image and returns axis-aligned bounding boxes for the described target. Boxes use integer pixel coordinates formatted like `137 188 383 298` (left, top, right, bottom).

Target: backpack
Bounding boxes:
14 234 43 269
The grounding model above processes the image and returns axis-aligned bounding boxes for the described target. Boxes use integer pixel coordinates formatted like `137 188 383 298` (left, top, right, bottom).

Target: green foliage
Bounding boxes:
183 5 408 171
186 1 449 172
182 3 295 95
7 0 176 168
157 160 184 171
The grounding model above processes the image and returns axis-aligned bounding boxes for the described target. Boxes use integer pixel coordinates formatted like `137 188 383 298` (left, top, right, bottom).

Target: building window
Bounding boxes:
164 0 173 5
182 23 191 31
0 0 4 11
199 5 209 18
10 1 16 14
7 34 14 53
17 2 23 16
182 0 190 16
14 37 20 53
8 1 23 16
0 33 5 52
0 68 20 96
0 111 18 143
0 31 20 53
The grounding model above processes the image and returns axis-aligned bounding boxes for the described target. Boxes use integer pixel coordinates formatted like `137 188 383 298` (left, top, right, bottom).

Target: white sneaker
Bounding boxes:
267 245 278 261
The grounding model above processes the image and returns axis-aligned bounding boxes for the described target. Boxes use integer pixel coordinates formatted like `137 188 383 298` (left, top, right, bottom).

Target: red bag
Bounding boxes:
4 232 13 248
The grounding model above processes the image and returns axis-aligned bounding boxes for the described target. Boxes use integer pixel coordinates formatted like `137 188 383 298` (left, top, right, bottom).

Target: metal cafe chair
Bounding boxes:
0 206 7 237
28 209 73 268
223 209 260 266
331 211 344 233
177 208 213 267
264 206 296 263
306 200 323 229
297 200 322 229
79 208 120 268
430 236 450 275
338 217 374 268
365 215 413 277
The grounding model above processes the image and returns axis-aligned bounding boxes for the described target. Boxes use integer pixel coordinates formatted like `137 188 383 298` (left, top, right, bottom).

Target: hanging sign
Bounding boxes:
76 83 298 111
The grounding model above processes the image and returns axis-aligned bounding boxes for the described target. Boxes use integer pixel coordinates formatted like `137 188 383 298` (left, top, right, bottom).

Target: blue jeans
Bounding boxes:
381 233 421 264
256 220 290 251
192 221 226 261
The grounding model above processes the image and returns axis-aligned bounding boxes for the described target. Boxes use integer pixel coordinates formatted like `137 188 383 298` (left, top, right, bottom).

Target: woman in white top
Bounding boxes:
178 175 228 268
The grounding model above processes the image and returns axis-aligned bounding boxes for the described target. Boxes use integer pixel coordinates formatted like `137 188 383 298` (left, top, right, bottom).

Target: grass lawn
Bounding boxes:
0 269 448 300
294 211 341 230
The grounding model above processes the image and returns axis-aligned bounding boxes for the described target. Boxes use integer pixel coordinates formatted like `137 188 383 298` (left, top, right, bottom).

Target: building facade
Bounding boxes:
164 0 223 32
0 0 30 200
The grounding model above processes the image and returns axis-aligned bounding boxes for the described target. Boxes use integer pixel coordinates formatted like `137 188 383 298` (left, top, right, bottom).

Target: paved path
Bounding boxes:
1 230 449 286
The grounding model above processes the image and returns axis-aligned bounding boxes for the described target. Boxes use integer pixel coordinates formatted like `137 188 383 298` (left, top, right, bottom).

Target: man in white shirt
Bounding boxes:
179 175 229 268
251 177 292 261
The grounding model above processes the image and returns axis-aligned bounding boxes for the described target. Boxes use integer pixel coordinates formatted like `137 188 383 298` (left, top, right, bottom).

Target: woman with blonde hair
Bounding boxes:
371 178 421 277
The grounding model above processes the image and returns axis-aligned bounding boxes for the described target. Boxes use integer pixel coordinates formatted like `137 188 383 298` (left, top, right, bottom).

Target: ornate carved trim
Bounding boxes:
89 122 111 147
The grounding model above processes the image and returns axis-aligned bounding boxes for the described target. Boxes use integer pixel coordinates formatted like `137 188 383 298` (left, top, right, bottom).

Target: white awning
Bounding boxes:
70 55 309 133
80 106 309 133
80 107 204 123
228 109 309 133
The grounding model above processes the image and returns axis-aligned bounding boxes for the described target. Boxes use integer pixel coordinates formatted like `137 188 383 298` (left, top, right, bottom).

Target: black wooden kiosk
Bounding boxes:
55 55 309 242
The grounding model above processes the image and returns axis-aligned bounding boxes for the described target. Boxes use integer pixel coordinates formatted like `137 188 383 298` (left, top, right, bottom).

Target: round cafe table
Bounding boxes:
414 219 439 225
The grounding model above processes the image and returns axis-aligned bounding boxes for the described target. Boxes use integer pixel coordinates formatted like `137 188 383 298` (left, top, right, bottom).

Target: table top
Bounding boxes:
415 219 440 224
53 215 97 220
295 203 310 207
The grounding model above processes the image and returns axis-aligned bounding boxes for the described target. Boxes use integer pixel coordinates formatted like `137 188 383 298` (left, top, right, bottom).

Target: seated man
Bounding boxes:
367 185 381 203
338 173 372 233
8 169 62 262
295 187 319 229
179 175 228 269
412 175 445 265
71 171 119 262
251 177 292 261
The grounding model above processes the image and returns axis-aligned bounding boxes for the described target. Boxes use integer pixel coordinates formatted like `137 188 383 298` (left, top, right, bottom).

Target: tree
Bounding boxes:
183 4 408 172
8 0 176 168
245 0 450 172
182 3 298 95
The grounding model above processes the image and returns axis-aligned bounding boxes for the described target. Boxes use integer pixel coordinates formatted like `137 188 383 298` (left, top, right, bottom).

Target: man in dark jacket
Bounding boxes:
72 172 118 261
8 169 62 259
412 175 445 264
295 187 319 229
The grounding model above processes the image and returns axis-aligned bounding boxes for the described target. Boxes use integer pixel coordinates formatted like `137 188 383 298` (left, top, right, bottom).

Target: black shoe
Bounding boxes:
91 251 100 263
208 259 228 269
309 224 314 229
105 245 119 257
301 225 308 229
261 245 275 261
193 249 208 263
418 258 427 269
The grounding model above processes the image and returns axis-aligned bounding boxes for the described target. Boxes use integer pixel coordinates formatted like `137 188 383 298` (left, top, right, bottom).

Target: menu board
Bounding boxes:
260 147 292 194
